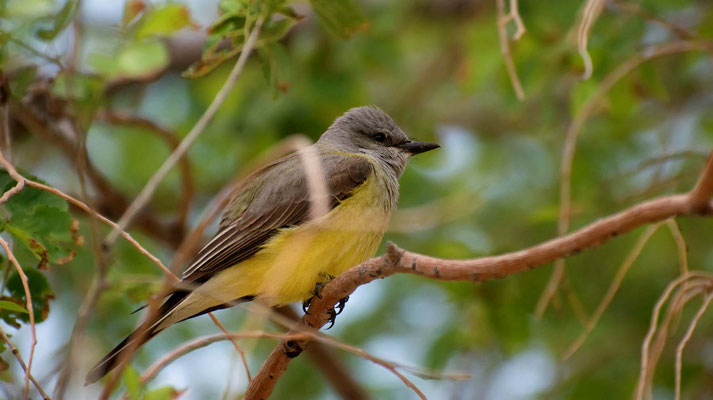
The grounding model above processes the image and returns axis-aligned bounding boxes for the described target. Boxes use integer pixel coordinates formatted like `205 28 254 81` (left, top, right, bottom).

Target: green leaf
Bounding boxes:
184 11 300 79
4 206 77 268
258 41 291 97
218 0 249 14
0 300 28 314
123 366 142 400
50 72 105 106
4 0 54 19
7 268 54 324
36 0 78 41
0 170 80 269
116 40 170 79
0 170 66 214
145 386 185 400
135 3 195 40
308 0 369 38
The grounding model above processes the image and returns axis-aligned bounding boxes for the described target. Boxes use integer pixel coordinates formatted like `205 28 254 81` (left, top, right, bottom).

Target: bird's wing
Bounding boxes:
180 151 373 285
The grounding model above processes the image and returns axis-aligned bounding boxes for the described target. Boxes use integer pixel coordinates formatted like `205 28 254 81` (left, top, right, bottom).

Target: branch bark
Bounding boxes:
244 151 713 400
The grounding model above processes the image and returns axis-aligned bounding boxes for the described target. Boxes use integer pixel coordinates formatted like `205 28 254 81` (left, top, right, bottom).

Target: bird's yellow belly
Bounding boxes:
202 177 390 307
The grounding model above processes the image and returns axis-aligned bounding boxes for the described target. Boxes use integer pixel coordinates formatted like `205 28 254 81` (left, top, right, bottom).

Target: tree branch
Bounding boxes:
96 110 195 236
9 102 182 247
104 15 265 247
244 151 713 400
0 325 50 400
274 306 370 400
535 39 713 317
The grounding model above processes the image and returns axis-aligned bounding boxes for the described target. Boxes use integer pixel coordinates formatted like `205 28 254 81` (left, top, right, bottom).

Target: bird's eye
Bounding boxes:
373 132 387 142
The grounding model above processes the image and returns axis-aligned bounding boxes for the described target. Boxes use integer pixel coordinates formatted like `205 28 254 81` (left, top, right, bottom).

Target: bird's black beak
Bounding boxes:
396 140 440 155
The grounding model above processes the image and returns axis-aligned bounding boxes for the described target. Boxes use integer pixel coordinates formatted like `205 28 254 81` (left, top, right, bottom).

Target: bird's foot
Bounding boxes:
325 296 349 329
302 274 335 313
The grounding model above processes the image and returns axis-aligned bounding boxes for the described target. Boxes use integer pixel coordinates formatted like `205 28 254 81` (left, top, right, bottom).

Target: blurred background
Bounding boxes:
2 0 713 398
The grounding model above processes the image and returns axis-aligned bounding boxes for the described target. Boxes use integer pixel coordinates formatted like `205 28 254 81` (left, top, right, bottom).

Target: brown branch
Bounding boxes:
96 110 195 235
274 306 370 400
576 0 605 80
635 275 713 399
496 0 526 100
0 325 50 400
535 39 713 317
104 15 265 248
674 292 713 400
561 223 662 360
8 102 182 247
208 313 252 382
244 151 713 400
139 331 302 385
0 237 37 399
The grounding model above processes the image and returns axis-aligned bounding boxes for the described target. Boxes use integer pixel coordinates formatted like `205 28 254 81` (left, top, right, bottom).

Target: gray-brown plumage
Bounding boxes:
85 106 438 384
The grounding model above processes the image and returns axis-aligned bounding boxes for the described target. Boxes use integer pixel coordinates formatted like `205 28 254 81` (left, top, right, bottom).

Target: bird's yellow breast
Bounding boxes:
201 173 391 307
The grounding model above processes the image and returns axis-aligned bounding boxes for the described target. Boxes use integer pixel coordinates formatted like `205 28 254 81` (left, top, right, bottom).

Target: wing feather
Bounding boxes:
180 152 372 285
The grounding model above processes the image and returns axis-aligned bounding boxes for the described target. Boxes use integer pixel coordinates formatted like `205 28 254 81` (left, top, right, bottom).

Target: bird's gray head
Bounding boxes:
318 106 439 177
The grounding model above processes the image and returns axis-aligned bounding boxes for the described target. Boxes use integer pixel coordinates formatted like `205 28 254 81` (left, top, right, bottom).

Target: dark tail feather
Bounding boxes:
85 291 253 385
84 324 161 385
85 290 193 385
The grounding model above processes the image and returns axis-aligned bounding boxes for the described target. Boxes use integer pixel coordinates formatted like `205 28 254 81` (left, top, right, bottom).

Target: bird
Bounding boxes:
85 106 439 384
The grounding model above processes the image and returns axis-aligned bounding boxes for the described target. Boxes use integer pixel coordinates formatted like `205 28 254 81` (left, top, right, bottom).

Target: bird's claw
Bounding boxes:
304 275 348 328
335 295 349 315
325 296 349 329
303 274 337 314
302 297 312 313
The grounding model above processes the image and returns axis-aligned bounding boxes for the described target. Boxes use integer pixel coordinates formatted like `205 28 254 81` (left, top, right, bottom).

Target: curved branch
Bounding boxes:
536 39 713 316
244 151 713 400
140 331 303 384
104 15 265 247
96 110 195 235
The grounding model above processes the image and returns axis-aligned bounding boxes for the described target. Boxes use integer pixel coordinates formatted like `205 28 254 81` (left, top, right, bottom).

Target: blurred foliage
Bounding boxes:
0 0 713 399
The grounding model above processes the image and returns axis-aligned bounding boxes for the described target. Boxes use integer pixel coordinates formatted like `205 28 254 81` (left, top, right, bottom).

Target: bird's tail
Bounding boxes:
85 289 251 385
84 316 163 385
84 290 191 385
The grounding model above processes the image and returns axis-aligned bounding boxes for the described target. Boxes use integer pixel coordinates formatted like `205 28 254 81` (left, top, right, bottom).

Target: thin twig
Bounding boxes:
208 313 252 382
0 237 36 399
611 1 693 40
96 110 195 233
666 219 689 275
674 292 713 400
496 0 526 100
105 15 265 247
562 223 662 359
635 274 712 400
609 150 709 185
140 331 302 384
577 0 605 80
274 306 370 400
54 120 111 400
0 325 50 400
535 40 713 317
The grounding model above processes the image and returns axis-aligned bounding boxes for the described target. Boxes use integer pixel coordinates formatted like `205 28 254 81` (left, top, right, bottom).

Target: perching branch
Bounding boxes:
244 151 713 400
